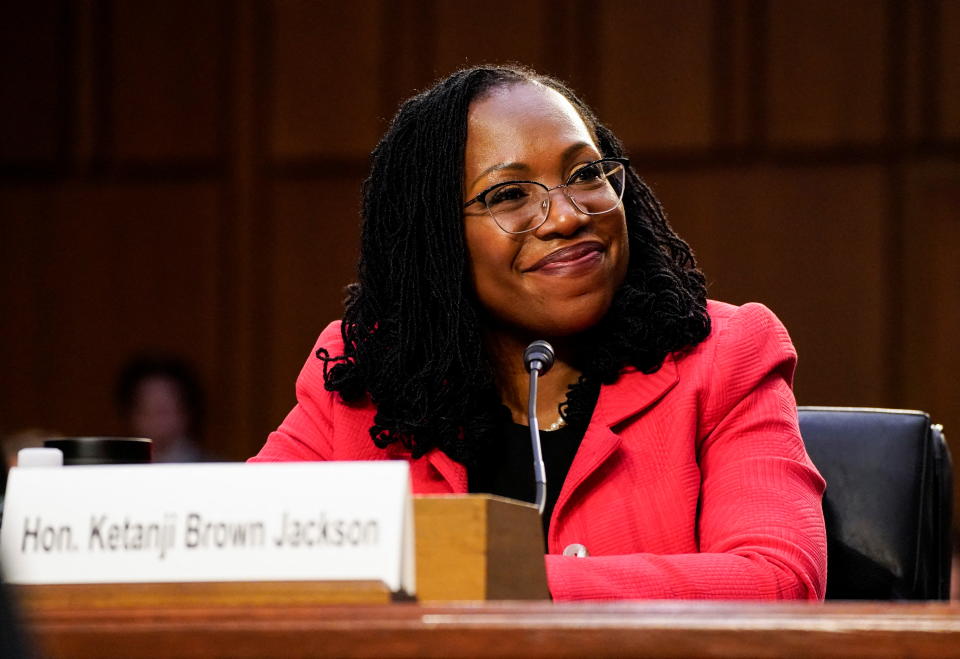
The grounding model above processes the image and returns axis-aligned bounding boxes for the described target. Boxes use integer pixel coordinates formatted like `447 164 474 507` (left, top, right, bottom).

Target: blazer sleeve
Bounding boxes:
545 303 827 600
248 324 341 462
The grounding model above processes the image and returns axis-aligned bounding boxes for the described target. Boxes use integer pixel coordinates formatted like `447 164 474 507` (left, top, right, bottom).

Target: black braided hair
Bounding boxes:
317 65 710 465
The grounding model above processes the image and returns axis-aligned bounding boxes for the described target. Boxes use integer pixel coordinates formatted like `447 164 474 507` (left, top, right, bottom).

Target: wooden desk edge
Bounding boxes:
17 599 960 658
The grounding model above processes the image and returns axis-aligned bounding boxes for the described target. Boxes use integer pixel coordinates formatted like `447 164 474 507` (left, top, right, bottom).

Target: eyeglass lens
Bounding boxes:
485 160 626 234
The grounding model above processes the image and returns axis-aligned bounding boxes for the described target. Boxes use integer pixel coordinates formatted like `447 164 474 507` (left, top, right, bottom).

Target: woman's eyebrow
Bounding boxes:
561 141 596 161
469 142 598 189
471 161 528 188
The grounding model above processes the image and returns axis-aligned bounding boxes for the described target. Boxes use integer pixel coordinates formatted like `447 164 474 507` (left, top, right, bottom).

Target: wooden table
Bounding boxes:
20 597 960 658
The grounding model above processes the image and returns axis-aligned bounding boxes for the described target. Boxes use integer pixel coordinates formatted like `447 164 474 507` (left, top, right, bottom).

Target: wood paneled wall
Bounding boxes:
1 1 957 474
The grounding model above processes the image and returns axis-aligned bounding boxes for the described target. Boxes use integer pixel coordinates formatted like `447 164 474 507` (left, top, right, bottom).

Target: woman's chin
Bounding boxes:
520 301 612 339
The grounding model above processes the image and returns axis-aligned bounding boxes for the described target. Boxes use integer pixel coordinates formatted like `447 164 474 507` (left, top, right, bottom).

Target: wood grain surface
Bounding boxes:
17 597 960 658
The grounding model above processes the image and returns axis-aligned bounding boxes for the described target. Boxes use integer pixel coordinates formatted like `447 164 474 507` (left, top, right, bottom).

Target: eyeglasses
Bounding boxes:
463 157 629 235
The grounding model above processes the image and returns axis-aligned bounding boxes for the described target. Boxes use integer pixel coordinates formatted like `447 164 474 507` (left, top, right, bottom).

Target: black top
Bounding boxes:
468 386 600 543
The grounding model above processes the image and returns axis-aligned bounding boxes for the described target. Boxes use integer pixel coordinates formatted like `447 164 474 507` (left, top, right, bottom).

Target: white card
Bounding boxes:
0 461 415 595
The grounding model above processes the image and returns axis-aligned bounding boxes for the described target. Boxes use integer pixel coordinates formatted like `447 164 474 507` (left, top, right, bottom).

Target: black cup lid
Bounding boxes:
44 437 153 465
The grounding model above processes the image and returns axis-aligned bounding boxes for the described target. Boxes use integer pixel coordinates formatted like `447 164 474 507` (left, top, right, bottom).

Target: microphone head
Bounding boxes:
523 340 555 374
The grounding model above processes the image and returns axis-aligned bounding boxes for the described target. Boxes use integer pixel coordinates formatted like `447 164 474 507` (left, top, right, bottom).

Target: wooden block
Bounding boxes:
413 494 549 602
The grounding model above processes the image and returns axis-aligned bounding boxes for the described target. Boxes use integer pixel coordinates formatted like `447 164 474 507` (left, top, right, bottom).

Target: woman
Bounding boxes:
252 65 827 601
116 354 207 462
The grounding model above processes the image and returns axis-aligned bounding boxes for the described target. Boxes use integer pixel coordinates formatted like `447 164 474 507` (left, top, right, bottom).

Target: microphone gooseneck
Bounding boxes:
523 340 555 516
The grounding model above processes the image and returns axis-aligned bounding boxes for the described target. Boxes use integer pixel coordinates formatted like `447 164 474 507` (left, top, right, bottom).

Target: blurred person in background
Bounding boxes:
115 354 207 462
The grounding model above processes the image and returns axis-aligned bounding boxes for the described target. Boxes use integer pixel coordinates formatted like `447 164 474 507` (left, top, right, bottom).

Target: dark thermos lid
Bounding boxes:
43 437 152 465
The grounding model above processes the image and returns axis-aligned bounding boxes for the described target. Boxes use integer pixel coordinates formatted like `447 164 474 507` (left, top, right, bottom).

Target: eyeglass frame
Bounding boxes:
462 157 631 235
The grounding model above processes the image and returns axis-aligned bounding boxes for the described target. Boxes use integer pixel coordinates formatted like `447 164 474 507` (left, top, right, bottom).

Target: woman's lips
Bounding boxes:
525 241 604 274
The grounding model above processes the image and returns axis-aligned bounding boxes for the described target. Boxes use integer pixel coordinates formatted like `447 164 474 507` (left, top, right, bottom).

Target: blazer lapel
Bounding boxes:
549 357 680 543
423 447 468 493
594 356 679 429
551 423 621 528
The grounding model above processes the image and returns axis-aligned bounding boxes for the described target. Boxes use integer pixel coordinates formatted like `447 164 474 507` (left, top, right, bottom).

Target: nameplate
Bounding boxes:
0 461 415 594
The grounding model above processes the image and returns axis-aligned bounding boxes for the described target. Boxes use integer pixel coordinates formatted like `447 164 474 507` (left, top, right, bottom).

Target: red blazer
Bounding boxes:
252 301 827 601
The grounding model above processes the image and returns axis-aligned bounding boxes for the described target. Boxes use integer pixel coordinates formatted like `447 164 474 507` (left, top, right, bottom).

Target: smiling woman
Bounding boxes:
250 65 827 602
462 83 630 348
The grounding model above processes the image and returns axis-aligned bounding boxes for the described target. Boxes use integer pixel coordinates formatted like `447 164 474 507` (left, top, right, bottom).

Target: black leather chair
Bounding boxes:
798 406 953 599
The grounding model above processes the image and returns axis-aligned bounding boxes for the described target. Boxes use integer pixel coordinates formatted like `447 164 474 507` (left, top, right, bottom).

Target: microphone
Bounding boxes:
523 340 555 516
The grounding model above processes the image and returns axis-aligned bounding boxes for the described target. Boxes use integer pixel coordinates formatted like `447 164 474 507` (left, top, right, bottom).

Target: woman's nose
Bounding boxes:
533 187 588 238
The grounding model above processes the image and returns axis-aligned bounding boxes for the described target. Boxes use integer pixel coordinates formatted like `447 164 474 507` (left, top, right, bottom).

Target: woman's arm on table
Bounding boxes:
546 303 828 601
